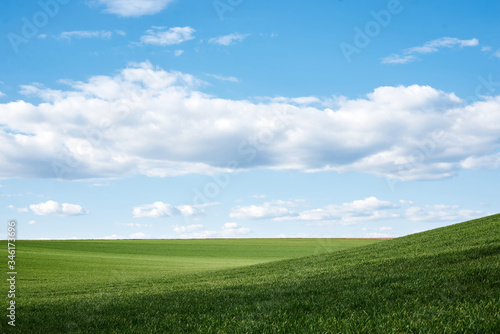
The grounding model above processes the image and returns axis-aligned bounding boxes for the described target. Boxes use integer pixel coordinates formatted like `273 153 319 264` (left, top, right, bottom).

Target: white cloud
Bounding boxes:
221 222 252 236
7 205 28 213
493 50 500 59
381 54 417 64
481 46 492 52
252 194 267 199
0 91 5 97
209 33 249 46
207 74 239 82
100 234 123 240
2 62 500 181
60 30 114 40
133 202 204 218
173 222 251 238
38 34 47 39
92 0 174 17
229 201 297 219
174 50 184 56
129 232 149 239
140 26 195 46
461 154 500 169
29 200 89 216
28 220 36 224
275 197 399 224
173 224 203 233
230 197 399 224
405 205 483 222
382 37 479 64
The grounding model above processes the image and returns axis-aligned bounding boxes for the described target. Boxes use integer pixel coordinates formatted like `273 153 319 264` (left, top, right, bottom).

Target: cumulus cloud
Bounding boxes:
173 224 203 233
382 37 479 64
59 30 114 40
230 197 398 224
140 26 195 46
230 197 485 227
29 200 89 216
133 202 205 218
221 222 252 236
1 62 500 181
129 232 149 239
92 0 174 17
209 33 249 46
229 200 299 219
275 197 399 224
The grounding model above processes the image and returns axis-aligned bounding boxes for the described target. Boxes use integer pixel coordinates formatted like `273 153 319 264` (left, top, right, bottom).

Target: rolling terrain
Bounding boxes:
3 215 499 333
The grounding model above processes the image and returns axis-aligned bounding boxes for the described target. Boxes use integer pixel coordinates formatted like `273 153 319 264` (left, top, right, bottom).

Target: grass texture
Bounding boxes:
2 214 499 333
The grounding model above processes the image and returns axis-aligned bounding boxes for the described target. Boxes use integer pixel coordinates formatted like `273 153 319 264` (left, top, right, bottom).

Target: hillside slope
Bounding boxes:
14 214 500 333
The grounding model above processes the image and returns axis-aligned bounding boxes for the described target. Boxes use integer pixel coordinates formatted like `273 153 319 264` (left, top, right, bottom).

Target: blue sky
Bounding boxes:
1 0 499 240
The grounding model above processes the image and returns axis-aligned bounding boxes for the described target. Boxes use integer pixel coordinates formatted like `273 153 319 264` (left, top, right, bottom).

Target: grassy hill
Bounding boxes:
4 215 500 333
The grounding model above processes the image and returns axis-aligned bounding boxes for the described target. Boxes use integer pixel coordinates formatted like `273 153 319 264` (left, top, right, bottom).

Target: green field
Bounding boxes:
2 214 500 333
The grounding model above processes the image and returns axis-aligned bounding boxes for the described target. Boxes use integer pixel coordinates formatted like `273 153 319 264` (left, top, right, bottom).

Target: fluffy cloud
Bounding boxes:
140 26 195 46
1 62 500 181
173 224 203 233
221 222 252 236
133 202 205 218
230 197 485 226
382 37 479 64
209 33 249 46
129 232 149 239
230 197 398 224
29 200 89 216
275 197 399 224
230 200 299 219
92 0 174 17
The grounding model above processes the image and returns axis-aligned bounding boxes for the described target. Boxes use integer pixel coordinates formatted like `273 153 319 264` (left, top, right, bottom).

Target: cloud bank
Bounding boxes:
1 61 500 181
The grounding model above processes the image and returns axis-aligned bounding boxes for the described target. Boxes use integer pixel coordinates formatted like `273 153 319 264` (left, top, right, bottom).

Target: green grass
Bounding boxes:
2 214 500 333
12 238 376 295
